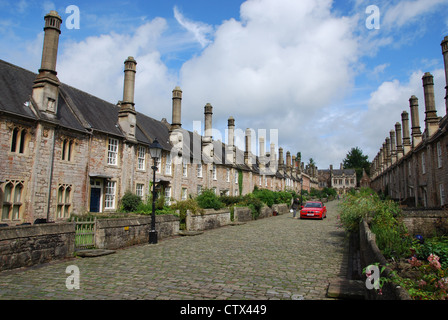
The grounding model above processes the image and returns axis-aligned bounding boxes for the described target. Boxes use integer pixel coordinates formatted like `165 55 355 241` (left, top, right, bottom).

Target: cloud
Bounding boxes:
178 0 360 167
358 68 446 159
57 17 177 121
173 6 214 48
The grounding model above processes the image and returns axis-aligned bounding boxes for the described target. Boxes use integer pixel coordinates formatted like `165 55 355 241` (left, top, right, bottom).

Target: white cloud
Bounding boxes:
358 68 446 160
178 0 360 167
173 6 213 48
57 18 177 121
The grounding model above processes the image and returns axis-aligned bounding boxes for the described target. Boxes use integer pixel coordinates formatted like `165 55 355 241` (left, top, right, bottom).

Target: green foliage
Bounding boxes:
238 170 243 195
414 236 448 269
342 146 371 184
120 191 142 213
196 189 225 210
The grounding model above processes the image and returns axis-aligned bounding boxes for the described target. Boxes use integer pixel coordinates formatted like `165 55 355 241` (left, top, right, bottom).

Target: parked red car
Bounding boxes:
300 201 327 219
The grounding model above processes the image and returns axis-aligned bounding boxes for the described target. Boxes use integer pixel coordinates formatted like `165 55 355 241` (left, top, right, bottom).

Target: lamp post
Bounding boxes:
149 138 162 244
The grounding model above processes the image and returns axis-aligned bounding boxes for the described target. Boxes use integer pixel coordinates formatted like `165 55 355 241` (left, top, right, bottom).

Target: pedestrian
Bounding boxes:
291 196 300 219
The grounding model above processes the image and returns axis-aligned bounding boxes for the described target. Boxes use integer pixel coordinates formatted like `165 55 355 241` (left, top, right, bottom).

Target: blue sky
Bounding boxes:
1 0 448 169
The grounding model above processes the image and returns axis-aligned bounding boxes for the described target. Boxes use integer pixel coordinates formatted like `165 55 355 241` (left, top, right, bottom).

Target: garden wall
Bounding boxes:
0 223 75 272
400 209 448 238
95 215 179 250
358 219 411 300
186 209 231 231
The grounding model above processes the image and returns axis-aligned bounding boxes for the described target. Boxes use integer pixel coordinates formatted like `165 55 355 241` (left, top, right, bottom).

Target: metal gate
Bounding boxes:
74 217 96 250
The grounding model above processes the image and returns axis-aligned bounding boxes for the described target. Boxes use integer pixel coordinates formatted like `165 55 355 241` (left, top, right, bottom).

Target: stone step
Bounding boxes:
326 278 366 300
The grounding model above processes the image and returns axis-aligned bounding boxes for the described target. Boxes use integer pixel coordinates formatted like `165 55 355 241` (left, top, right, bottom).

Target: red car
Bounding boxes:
300 201 327 219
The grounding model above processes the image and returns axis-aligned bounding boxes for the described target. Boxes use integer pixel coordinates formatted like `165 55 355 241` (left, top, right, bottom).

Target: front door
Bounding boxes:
90 188 101 212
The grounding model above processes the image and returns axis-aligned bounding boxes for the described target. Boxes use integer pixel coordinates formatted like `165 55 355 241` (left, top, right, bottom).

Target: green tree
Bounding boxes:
342 147 371 185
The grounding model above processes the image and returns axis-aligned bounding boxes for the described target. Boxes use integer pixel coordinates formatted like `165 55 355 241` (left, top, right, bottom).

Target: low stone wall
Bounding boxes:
0 223 75 272
272 203 289 215
95 215 179 250
233 207 252 222
359 220 411 300
186 209 231 231
400 209 448 238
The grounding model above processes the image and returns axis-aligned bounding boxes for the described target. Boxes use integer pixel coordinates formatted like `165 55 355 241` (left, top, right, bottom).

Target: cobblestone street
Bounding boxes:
0 200 348 301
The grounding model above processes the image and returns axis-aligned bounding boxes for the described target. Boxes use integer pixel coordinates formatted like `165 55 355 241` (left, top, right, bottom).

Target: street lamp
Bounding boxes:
149 138 163 244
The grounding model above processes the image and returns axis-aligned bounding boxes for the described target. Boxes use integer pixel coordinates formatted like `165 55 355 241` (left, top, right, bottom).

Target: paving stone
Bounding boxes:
0 200 350 300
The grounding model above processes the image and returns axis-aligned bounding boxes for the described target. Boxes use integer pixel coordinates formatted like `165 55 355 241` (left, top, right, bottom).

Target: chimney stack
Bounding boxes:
385 138 391 167
226 116 235 164
171 86 182 131
286 151 291 171
395 122 403 160
441 36 448 114
244 128 253 167
409 95 422 148
278 148 284 173
422 72 439 136
269 143 276 174
401 111 411 155
390 130 397 164
32 11 62 114
202 103 214 160
118 57 137 141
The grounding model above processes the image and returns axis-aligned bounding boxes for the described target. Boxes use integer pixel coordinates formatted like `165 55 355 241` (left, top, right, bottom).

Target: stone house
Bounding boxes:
318 164 357 194
0 11 313 225
370 36 448 208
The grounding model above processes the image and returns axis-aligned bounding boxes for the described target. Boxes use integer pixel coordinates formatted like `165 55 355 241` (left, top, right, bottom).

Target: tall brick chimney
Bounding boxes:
202 103 214 160
441 36 448 114
422 72 439 137
171 86 182 131
395 122 403 160
409 95 422 148
118 56 137 141
32 11 62 115
401 111 411 155
389 130 396 164
244 128 252 167
226 116 235 165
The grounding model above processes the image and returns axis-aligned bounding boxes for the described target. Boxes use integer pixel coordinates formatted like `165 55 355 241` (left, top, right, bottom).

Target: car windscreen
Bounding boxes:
304 203 322 208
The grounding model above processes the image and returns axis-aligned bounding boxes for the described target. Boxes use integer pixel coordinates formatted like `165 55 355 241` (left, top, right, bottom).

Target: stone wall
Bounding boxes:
233 207 252 222
0 222 75 272
186 209 231 231
95 215 179 250
358 220 411 300
400 209 448 238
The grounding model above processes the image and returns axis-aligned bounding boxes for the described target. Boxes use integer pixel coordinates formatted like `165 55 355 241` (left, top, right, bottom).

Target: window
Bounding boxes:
212 187 217 195
107 138 119 165
164 187 171 206
105 181 116 209
183 162 188 177
226 168 230 182
155 157 161 173
137 146 146 170
165 153 172 175
10 127 27 154
197 185 202 195
57 185 72 218
197 164 203 178
421 152 426 174
2 181 24 221
61 139 74 161
440 184 446 206
212 165 217 180
136 183 144 199
235 169 238 184
181 188 187 201
437 142 442 168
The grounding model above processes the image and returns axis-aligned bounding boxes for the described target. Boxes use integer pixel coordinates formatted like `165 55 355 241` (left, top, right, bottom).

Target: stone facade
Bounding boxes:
318 164 357 194
0 11 318 226
370 36 448 208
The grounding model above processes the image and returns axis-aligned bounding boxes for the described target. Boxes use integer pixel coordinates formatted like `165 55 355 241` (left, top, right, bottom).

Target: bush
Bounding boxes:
120 192 142 213
196 189 225 210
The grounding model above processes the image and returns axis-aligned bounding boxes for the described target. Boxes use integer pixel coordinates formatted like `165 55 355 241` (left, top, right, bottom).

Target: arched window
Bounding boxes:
2 181 24 221
62 139 74 161
57 184 72 218
10 127 27 154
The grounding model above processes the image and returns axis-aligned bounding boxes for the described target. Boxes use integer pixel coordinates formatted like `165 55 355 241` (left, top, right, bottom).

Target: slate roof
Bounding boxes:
0 59 284 172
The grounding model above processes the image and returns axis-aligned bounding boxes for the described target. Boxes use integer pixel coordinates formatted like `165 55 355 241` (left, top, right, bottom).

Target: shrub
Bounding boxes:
120 192 142 213
196 189 225 210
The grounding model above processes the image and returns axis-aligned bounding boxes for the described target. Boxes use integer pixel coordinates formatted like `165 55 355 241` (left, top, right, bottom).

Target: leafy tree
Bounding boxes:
342 147 371 185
